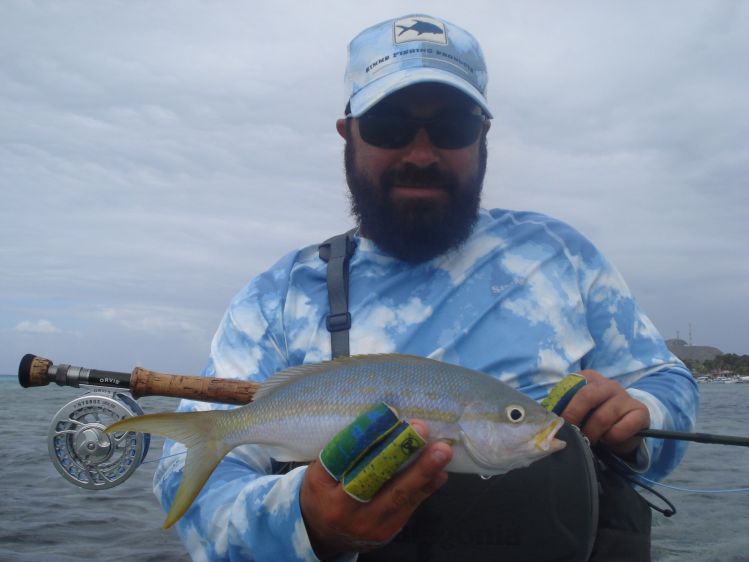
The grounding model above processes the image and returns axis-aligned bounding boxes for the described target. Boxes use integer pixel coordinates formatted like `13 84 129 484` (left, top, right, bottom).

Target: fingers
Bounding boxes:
300 417 451 557
409 419 429 440
560 370 650 454
301 442 452 556
373 441 451 523
301 459 362 558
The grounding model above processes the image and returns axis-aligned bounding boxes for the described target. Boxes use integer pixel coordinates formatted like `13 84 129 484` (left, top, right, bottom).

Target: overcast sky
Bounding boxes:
2 1 747 377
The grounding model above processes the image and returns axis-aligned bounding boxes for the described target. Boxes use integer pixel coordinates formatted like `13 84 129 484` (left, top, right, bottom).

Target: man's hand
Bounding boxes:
300 420 451 559
560 370 650 457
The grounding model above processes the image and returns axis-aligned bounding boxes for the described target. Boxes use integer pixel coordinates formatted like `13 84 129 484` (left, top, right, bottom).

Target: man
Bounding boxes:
155 14 698 561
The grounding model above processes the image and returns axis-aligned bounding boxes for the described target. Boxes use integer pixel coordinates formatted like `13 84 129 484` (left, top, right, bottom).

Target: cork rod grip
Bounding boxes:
129 367 260 405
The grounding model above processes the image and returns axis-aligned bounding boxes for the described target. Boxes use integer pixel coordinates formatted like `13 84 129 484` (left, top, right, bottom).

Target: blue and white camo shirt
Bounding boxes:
154 208 699 561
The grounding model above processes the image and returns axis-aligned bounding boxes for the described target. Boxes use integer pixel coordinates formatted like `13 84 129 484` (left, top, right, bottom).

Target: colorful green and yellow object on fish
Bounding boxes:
320 402 426 501
541 373 587 415
106 354 566 528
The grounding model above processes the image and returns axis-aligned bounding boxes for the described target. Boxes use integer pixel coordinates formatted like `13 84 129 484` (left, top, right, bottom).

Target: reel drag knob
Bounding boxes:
47 392 150 489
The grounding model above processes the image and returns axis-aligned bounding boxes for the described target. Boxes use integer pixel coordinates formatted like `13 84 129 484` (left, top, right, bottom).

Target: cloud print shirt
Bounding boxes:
154 208 698 561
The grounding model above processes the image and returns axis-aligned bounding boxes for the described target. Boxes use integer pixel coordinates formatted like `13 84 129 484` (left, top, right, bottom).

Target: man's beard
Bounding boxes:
345 136 487 264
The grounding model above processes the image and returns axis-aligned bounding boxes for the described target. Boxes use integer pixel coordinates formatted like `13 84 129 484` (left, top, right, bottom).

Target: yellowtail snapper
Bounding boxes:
106 354 566 528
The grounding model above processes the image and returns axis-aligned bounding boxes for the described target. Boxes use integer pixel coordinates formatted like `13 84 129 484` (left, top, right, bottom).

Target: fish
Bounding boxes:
396 20 444 37
106 354 565 528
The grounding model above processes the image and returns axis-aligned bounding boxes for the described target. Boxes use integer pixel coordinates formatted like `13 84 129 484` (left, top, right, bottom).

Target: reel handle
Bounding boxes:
19 353 259 405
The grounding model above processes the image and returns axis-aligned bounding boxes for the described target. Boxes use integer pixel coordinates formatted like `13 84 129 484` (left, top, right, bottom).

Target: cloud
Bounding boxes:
96 305 203 335
14 319 61 334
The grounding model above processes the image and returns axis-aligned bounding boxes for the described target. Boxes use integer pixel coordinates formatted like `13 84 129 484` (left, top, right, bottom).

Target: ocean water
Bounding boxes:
1 376 748 562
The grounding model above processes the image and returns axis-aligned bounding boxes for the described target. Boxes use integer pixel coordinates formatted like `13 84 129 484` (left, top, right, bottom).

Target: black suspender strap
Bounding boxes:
318 229 357 359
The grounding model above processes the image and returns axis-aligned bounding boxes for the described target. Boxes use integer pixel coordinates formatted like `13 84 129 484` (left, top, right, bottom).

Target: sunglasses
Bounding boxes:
354 109 487 150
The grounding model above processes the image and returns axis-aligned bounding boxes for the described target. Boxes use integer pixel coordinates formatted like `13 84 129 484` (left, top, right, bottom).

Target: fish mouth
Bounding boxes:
533 417 566 452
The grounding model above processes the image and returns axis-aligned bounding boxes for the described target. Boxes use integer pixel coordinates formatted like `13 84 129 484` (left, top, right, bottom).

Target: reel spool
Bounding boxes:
47 391 150 489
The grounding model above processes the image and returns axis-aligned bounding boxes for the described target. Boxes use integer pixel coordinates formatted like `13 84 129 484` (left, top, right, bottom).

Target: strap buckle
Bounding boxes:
326 312 352 333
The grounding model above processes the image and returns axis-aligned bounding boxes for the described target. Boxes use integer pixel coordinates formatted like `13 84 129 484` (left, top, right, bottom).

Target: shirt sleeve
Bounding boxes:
152 253 342 561
576 237 699 481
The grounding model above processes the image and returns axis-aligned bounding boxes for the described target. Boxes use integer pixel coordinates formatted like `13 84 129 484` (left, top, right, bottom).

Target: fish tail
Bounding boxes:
107 410 233 528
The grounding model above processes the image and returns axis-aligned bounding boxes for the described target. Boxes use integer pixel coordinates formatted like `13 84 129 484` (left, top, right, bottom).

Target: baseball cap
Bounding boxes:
344 14 492 118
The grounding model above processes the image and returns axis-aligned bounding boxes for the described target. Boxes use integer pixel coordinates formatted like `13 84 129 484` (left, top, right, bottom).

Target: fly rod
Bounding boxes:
637 429 749 448
21 354 749 492
21 354 749 447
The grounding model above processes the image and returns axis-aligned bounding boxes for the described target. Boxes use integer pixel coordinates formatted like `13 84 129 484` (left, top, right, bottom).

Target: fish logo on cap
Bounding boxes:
345 14 492 118
393 16 448 45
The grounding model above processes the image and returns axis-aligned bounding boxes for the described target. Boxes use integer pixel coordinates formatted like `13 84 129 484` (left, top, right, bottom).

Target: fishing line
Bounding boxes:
142 450 187 465
608 453 749 496
631 430 749 493
634 474 749 495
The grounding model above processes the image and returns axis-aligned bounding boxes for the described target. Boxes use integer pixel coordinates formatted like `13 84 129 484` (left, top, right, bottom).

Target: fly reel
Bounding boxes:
47 390 150 489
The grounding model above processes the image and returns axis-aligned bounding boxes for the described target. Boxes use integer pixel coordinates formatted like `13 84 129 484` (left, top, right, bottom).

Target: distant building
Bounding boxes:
666 339 723 362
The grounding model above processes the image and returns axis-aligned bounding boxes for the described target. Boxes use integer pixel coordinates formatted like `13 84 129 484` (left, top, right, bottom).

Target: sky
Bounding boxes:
1 1 747 377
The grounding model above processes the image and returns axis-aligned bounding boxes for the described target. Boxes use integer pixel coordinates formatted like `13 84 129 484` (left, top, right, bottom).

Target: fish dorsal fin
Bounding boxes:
253 362 329 402
253 354 429 401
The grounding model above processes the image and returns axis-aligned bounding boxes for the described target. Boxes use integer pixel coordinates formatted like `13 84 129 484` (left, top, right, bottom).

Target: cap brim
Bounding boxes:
349 67 493 119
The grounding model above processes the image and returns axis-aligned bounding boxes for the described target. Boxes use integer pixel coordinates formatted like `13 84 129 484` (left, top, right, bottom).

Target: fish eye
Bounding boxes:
506 405 526 423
